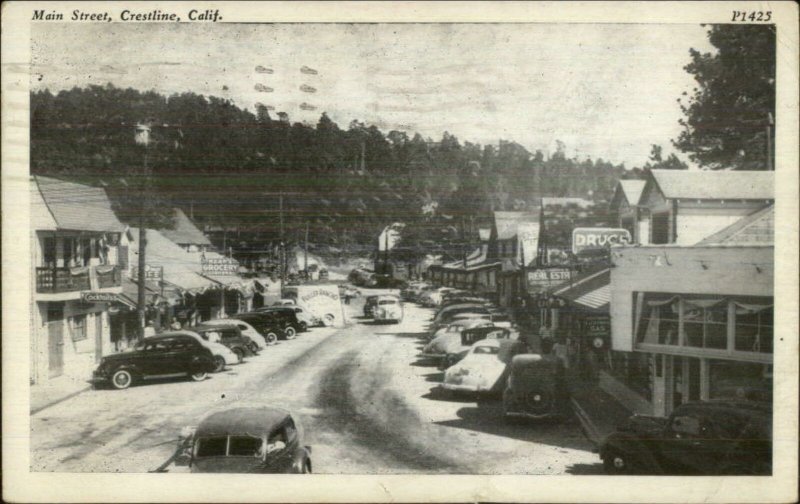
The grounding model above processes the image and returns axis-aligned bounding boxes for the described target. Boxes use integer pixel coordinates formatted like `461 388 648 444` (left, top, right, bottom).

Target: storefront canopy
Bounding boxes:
552 267 610 313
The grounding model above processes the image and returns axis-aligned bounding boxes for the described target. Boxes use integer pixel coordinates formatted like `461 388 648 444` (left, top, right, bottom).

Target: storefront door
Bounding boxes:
47 303 65 378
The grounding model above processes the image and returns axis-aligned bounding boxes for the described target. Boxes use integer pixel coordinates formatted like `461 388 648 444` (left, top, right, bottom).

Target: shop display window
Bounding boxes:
734 304 773 353
683 300 727 349
70 314 87 341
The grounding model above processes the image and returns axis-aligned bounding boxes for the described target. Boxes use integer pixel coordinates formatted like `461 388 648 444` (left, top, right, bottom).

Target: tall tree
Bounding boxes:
674 25 776 170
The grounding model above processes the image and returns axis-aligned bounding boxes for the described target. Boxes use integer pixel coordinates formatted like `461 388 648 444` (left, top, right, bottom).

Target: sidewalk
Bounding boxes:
30 375 93 415
568 375 632 447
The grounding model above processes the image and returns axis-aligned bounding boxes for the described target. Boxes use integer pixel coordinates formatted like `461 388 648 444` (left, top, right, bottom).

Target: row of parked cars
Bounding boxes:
408 282 773 476
93 302 323 390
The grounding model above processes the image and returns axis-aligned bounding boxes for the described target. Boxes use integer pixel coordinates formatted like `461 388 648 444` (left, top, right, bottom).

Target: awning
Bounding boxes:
120 277 164 308
552 268 610 313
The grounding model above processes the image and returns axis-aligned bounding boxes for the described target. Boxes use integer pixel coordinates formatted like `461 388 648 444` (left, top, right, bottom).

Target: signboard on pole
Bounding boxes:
132 265 163 281
572 228 632 255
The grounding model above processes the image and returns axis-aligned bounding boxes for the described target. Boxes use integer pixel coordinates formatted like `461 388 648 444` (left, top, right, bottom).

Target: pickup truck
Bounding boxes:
599 400 771 475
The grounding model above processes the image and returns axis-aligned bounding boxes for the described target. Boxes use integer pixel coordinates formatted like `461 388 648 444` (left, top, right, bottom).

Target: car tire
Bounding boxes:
189 371 208 382
247 341 259 354
212 356 226 373
299 321 308 332
111 369 134 390
284 326 297 340
602 449 632 475
265 332 279 345
233 347 245 362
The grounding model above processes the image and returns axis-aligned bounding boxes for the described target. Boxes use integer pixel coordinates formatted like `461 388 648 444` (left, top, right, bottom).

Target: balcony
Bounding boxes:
36 265 121 294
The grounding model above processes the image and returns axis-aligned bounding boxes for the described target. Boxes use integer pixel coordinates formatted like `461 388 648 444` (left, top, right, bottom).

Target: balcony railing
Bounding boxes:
36 265 121 294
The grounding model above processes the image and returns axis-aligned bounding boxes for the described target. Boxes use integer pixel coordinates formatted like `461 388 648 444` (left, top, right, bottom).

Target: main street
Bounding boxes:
30 292 602 474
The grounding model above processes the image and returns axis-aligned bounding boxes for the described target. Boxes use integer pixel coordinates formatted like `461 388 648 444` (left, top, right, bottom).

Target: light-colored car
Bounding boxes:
204 318 277 348
428 318 493 342
373 295 403 323
273 299 296 307
440 339 514 394
162 330 241 372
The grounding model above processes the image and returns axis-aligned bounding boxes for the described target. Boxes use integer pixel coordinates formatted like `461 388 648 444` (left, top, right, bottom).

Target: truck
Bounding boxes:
281 283 347 328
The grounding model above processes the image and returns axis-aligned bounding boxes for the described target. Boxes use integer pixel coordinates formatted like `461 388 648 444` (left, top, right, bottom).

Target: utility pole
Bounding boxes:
135 123 151 340
304 221 309 276
279 192 286 283
766 113 774 171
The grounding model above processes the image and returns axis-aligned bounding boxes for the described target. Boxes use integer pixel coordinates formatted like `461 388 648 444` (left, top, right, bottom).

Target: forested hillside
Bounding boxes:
31 85 631 259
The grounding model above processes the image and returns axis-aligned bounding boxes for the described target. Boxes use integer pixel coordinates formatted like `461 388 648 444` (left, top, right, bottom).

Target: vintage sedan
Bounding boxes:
439 326 518 369
503 354 569 420
427 318 493 343
363 295 380 317
188 406 312 474
236 312 292 341
255 306 305 336
599 400 772 475
93 334 216 389
373 295 403 323
204 318 277 348
440 339 518 395
189 324 258 360
167 330 241 372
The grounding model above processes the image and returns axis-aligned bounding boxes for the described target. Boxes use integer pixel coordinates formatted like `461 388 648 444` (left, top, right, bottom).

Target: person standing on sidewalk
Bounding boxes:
553 338 570 370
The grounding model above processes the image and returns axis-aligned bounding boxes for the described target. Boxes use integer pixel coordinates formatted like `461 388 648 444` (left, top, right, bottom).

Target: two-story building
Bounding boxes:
606 170 774 417
30 176 124 384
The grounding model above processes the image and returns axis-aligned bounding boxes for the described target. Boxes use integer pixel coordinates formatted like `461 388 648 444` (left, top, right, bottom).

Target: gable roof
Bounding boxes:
159 208 212 246
611 180 646 209
493 211 540 240
648 170 774 201
129 227 213 292
696 205 774 246
34 175 124 233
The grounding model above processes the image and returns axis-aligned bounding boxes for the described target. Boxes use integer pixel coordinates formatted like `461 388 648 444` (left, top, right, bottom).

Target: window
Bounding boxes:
651 212 670 244
228 436 264 457
145 339 171 352
196 436 228 457
637 295 679 345
734 304 773 353
63 237 75 267
683 300 727 349
70 314 87 341
43 236 56 267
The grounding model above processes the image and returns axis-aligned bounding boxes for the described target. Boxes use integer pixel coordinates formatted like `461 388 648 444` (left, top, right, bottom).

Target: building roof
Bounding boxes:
649 169 774 201
493 211 540 240
611 180 647 208
552 267 610 312
696 205 774 246
159 208 212 246
130 228 215 292
541 197 594 209
34 175 125 233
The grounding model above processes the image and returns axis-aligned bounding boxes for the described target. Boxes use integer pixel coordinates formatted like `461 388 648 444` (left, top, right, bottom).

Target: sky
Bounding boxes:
31 23 714 168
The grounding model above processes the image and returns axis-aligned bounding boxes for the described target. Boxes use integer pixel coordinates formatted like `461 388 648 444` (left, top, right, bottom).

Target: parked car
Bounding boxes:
439 326 517 369
255 306 305 336
503 353 569 421
427 318 493 343
93 334 216 390
439 339 518 395
421 320 495 359
363 295 380 318
174 330 241 372
204 318 277 348
238 311 296 340
431 304 492 331
187 406 312 474
189 324 258 360
290 306 322 328
373 295 403 323
599 400 772 475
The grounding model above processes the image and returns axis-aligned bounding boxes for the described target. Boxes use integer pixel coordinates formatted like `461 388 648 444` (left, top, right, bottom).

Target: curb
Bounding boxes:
31 385 92 416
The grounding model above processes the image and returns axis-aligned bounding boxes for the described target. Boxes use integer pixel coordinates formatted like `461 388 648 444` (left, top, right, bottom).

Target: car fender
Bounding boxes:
290 447 311 473
109 363 142 377
601 432 662 473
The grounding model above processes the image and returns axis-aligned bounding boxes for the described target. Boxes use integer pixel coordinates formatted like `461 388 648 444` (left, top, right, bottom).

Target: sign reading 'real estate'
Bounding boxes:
572 227 632 255
202 257 238 276
526 268 573 292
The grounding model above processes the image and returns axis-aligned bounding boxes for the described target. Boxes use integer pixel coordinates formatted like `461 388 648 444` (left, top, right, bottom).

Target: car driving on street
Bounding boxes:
187 406 313 474
92 334 216 390
372 295 403 323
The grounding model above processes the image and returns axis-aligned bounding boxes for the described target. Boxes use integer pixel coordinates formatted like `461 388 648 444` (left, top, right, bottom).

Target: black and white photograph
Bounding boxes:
2 2 798 502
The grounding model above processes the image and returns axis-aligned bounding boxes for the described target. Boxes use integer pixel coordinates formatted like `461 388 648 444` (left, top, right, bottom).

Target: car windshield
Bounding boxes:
378 300 397 305
473 346 499 355
195 435 264 457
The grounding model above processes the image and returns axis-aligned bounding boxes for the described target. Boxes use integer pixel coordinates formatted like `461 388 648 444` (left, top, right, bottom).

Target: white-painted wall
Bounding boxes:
675 205 762 245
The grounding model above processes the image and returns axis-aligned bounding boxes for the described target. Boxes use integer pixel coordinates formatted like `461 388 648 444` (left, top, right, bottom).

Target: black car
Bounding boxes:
189 324 258 360
600 400 772 475
93 334 216 390
237 311 297 340
256 306 305 334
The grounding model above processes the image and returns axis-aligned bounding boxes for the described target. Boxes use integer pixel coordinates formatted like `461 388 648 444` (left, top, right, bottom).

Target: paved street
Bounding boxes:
30 292 602 474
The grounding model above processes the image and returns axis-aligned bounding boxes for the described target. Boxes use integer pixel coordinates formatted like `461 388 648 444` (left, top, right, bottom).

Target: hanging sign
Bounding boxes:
132 264 163 281
572 228 631 255
526 268 573 292
81 292 120 303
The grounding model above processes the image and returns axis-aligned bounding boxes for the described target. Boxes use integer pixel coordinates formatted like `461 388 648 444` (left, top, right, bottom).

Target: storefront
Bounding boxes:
610 245 773 416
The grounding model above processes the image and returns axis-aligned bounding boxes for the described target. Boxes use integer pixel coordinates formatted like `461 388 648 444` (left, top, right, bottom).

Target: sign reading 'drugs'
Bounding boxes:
572 227 631 255
202 257 238 276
